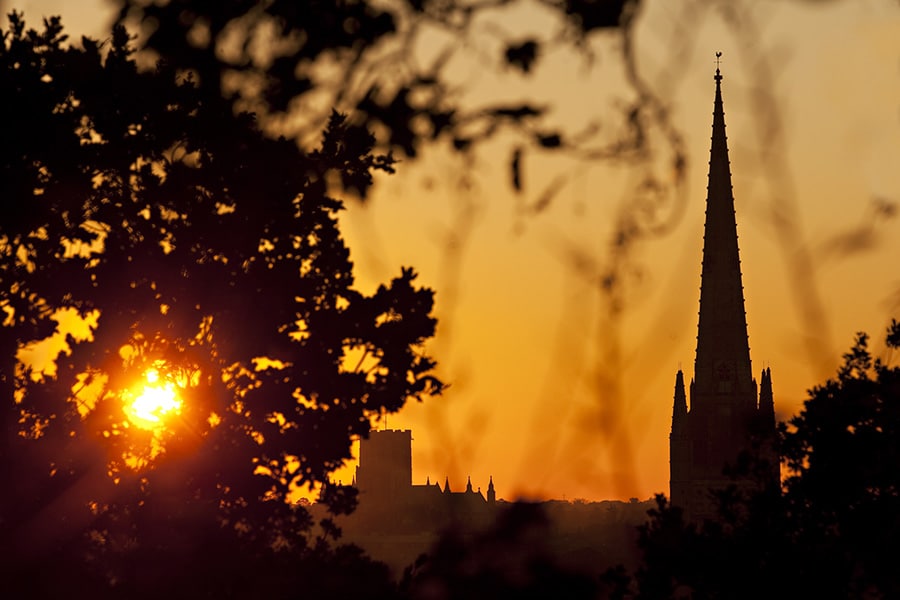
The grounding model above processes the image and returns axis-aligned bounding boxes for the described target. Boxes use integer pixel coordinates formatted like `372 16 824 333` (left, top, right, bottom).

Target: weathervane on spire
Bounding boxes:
715 51 723 82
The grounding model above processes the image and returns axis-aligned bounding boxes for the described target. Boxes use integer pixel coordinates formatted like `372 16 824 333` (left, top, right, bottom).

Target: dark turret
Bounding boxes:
672 370 688 431
758 368 775 424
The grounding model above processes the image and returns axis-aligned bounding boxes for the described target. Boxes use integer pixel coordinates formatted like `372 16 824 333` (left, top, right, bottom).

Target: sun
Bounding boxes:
124 368 183 430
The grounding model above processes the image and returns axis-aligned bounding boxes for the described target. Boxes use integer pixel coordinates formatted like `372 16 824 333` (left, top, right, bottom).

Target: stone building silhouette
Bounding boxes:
341 428 653 577
352 429 496 532
669 63 778 521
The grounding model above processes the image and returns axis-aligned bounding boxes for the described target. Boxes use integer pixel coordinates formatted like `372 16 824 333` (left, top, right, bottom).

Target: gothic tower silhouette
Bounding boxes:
670 61 778 521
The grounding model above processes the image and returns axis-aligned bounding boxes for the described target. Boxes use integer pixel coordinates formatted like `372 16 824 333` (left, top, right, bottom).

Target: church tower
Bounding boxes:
670 60 778 521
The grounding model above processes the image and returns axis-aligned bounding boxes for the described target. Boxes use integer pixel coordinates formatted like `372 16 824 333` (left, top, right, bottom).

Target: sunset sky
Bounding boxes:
8 0 900 503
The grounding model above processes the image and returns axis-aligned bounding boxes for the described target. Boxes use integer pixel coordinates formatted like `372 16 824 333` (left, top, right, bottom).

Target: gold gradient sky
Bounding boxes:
9 0 900 502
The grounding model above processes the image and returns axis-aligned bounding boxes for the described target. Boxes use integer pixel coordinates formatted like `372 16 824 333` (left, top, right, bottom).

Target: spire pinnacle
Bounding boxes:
693 54 753 408
759 367 775 422
672 369 687 432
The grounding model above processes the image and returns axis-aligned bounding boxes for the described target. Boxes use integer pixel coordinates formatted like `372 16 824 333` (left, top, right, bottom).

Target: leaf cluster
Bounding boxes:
112 0 642 166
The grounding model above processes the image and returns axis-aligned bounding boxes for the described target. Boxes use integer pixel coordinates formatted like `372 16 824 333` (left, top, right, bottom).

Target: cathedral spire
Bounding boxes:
693 58 753 407
669 57 778 521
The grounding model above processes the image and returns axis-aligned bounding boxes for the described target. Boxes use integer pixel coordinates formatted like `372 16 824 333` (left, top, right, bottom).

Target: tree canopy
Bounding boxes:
2 11 442 592
111 0 643 161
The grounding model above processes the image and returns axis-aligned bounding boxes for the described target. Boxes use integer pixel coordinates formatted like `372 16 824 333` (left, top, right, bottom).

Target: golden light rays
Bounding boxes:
123 368 183 431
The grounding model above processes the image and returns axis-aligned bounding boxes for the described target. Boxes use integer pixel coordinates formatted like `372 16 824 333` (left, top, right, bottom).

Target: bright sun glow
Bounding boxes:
125 368 183 430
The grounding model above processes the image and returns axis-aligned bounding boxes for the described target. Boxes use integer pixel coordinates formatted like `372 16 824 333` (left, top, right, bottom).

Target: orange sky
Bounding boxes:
9 0 900 502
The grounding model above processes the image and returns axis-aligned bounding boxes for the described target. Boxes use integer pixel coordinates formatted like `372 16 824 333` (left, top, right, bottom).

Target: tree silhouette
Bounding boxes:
111 0 640 163
2 12 442 593
779 320 900 599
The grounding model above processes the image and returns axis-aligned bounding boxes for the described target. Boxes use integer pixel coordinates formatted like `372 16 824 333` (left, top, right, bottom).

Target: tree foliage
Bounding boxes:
779 320 900 598
2 12 442 592
112 0 654 174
